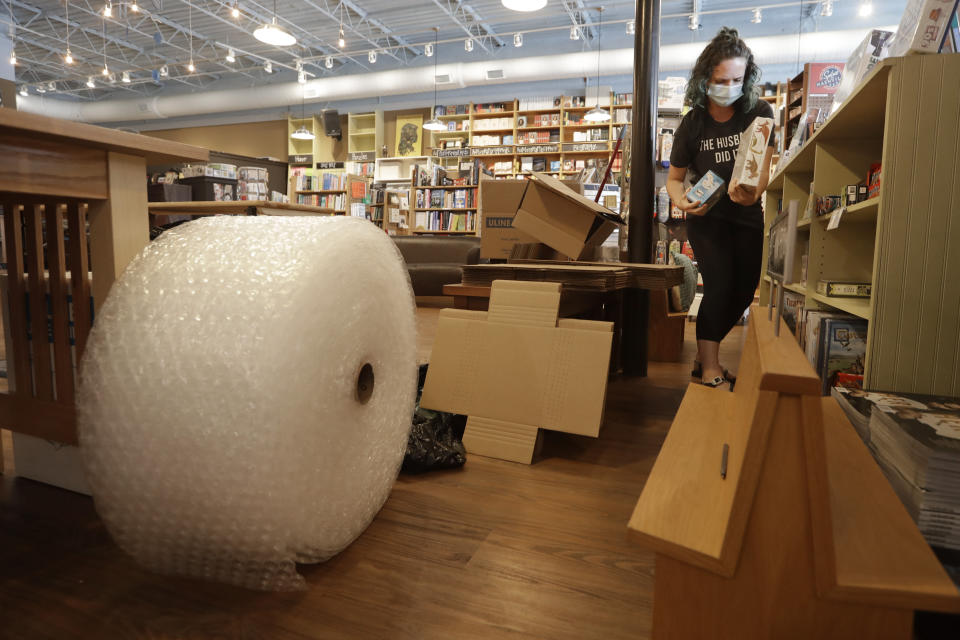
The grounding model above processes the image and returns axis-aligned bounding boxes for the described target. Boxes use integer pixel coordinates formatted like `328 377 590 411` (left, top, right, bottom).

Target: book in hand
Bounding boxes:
730 116 775 190
816 280 871 298
685 170 726 212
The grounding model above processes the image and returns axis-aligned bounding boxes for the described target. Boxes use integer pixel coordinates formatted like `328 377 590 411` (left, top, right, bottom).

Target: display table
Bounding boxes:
148 200 335 217
0 109 208 448
628 308 960 638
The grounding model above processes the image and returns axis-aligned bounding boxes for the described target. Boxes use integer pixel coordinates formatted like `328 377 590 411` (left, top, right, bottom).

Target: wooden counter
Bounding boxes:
0 109 208 448
148 200 335 217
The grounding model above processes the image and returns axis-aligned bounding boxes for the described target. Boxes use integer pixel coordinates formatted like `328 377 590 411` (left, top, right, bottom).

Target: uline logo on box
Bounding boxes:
486 217 515 229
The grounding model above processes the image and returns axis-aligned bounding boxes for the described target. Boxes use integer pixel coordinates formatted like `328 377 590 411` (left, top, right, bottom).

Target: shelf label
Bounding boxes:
516 143 560 154
562 142 609 152
316 161 344 169
348 151 375 162
288 154 313 164
432 147 472 158
827 206 845 230
472 145 514 156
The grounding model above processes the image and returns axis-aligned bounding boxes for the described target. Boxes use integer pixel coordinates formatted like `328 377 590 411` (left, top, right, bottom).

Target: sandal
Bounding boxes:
701 375 727 388
692 360 737 383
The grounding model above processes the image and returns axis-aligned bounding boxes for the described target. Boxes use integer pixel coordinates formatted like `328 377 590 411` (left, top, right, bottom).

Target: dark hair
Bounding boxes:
684 27 760 114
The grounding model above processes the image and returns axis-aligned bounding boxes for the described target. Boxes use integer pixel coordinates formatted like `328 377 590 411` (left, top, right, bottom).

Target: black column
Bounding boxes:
623 0 661 377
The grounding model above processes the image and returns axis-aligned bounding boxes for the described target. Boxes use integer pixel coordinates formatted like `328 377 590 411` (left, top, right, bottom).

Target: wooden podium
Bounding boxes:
628 308 960 638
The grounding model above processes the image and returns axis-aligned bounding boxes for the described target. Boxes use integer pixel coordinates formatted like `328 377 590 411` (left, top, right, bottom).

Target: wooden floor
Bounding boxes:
0 303 746 640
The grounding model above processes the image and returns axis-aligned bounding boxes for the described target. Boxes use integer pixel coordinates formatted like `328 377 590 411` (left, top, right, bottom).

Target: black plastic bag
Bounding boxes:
402 364 467 474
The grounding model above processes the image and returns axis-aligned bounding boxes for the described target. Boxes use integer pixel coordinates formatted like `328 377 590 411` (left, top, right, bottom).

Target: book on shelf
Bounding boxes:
816 316 868 395
781 290 805 337
816 280 871 298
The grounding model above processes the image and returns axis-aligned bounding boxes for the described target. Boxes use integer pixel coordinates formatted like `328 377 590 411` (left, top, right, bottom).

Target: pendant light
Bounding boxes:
501 0 547 11
64 0 74 65
254 0 296 47
291 49 315 141
423 27 445 132
584 7 611 123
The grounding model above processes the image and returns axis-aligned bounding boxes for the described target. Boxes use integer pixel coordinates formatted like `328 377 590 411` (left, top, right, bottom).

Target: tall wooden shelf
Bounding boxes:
760 53 960 396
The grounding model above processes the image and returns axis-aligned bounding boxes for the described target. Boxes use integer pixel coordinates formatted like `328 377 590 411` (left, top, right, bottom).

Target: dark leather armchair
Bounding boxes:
392 236 481 296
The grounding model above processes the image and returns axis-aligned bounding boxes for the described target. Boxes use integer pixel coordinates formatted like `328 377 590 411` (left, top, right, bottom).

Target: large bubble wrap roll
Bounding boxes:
78 216 417 591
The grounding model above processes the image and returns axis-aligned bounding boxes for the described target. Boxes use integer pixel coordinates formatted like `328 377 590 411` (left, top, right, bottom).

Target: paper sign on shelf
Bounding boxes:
827 207 845 230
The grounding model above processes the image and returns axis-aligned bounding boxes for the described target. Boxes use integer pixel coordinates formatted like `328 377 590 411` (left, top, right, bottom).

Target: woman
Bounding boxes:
666 27 775 387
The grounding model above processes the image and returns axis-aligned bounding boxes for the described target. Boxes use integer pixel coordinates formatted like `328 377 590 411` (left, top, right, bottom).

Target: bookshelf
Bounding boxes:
424 93 632 181
347 112 378 178
760 53 960 396
290 171 366 215
411 159 487 234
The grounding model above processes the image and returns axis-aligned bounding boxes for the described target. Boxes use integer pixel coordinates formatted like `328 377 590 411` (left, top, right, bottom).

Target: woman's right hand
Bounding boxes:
676 194 709 217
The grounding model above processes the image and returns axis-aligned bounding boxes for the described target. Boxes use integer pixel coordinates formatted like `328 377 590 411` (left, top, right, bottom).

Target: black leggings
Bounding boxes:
686 217 764 343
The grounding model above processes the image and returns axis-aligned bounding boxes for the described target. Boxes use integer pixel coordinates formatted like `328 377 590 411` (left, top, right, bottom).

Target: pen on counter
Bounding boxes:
721 443 729 479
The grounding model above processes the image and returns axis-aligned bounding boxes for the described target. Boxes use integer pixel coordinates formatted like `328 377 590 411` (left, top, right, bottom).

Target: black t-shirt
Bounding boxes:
670 99 774 229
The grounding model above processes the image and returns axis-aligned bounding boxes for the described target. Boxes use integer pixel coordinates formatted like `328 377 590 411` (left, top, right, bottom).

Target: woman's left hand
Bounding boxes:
728 179 758 206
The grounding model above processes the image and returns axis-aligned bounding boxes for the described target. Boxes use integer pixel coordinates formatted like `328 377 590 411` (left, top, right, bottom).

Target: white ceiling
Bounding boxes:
3 0 910 101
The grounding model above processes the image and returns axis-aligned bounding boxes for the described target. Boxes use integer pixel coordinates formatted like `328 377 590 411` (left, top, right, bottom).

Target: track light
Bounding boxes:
338 25 345 48
130 1 139 12
159 64 169 77
122 70 130 83
821 0 834 16
465 38 474 52
325 55 333 69
368 49 377 63
627 20 635 35
231 3 240 18
48 81 56 91
86 76 95 88
514 32 523 48
688 13 699 30
64 49 74 64
425 42 433 57
263 60 272 74
570 26 580 40
36 84 46 94
226 48 236 63
102 64 109 76
188 59 195 72
297 70 306 83
19 86 27 96
108 72 116 84
9 50 16 65
858 1 873 16
103 2 112 17
752 8 762 23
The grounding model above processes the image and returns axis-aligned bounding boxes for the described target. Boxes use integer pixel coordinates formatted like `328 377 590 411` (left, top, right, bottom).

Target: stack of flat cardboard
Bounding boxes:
421 280 613 464
461 263 633 292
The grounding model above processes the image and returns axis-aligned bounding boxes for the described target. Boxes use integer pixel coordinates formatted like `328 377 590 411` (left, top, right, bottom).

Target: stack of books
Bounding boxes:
832 387 960 551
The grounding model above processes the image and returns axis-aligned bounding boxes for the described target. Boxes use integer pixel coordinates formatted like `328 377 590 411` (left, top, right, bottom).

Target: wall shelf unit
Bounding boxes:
761 53 960 396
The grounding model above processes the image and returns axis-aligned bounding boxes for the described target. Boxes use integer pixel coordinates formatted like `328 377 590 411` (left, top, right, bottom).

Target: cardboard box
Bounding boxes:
730 117 775 190
420 280 613 464
480 178 582 260
512 173 623 260
479 180 538 260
